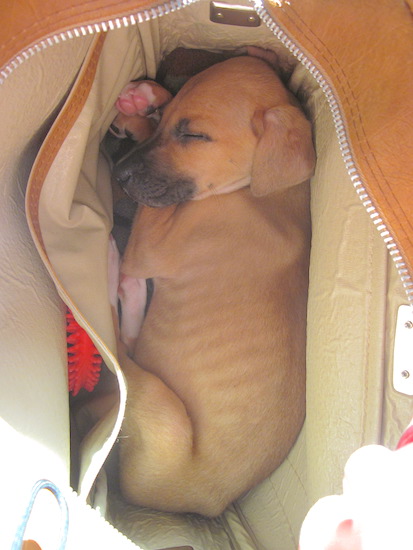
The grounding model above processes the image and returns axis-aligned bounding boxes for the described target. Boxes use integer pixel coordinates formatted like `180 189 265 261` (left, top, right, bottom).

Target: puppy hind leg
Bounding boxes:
109 237 194 511
109 246 221 515
117 348 199 513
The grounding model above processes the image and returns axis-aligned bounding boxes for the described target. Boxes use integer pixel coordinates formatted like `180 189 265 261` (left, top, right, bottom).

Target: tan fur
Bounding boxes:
117 56 315 517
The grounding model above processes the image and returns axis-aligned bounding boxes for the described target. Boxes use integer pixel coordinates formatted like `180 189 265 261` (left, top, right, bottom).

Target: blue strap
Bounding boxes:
12 479 69 550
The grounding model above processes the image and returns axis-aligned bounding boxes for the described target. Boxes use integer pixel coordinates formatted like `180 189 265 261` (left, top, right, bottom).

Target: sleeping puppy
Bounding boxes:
111 55 315 517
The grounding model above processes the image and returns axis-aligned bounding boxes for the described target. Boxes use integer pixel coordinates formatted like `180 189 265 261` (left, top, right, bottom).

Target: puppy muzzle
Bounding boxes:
113 143 196 207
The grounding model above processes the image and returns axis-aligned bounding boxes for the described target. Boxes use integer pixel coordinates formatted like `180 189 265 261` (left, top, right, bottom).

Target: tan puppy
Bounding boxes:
112 55 315 517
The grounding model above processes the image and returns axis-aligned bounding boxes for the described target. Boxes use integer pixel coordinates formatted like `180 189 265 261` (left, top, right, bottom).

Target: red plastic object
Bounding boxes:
396 424 413 450
66 307 102 396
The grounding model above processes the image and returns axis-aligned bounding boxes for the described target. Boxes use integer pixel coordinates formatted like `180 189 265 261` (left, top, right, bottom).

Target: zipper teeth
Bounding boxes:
252 0 413 304
0 0 200 85
2 0 412 303
64 485 142 549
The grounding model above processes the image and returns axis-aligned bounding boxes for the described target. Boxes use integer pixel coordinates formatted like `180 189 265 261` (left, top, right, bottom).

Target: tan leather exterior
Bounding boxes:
270 0 413 279
0 0 148 74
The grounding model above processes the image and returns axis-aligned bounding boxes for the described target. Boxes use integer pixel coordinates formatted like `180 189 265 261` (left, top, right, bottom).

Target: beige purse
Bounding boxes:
2 1 412 548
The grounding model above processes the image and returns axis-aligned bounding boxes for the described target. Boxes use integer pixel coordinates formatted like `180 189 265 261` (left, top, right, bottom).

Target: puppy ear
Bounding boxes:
251 105 316 197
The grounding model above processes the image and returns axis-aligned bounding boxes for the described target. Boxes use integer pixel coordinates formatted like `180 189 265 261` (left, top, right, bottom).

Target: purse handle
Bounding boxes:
12 479 69 550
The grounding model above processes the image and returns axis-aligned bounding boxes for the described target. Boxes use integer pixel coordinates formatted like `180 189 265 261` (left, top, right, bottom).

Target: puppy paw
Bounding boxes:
115 80 172 118
118 273 147 356
110 80 172 142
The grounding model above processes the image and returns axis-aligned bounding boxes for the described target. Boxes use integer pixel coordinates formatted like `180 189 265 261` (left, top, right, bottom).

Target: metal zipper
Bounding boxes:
2 0 412 304
0 0 202 84
251 0 413 305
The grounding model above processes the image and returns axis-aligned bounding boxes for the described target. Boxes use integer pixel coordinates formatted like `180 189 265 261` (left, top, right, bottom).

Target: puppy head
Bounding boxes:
113 56 315 206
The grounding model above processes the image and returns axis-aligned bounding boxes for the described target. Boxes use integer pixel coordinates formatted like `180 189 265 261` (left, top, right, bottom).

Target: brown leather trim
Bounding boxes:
0 0 149 75
25 33 106 256
267 0 413 277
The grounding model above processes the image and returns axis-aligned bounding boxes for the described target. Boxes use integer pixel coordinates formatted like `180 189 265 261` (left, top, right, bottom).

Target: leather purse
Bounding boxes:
1 1 412 548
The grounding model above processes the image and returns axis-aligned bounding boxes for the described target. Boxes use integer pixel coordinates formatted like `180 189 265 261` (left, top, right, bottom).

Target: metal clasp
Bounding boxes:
393 305 413 395
210 1 261 27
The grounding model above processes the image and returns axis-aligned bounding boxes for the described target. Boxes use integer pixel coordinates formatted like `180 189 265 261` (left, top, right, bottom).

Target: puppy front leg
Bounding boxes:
117 343 196 513
108 234 147 355
118 273 146 356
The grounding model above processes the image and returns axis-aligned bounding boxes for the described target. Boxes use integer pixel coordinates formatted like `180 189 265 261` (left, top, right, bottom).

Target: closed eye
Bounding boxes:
181 132 211 142
173 118 212 143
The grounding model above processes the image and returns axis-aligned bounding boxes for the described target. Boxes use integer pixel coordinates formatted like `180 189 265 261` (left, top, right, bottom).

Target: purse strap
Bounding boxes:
12 480 69 550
